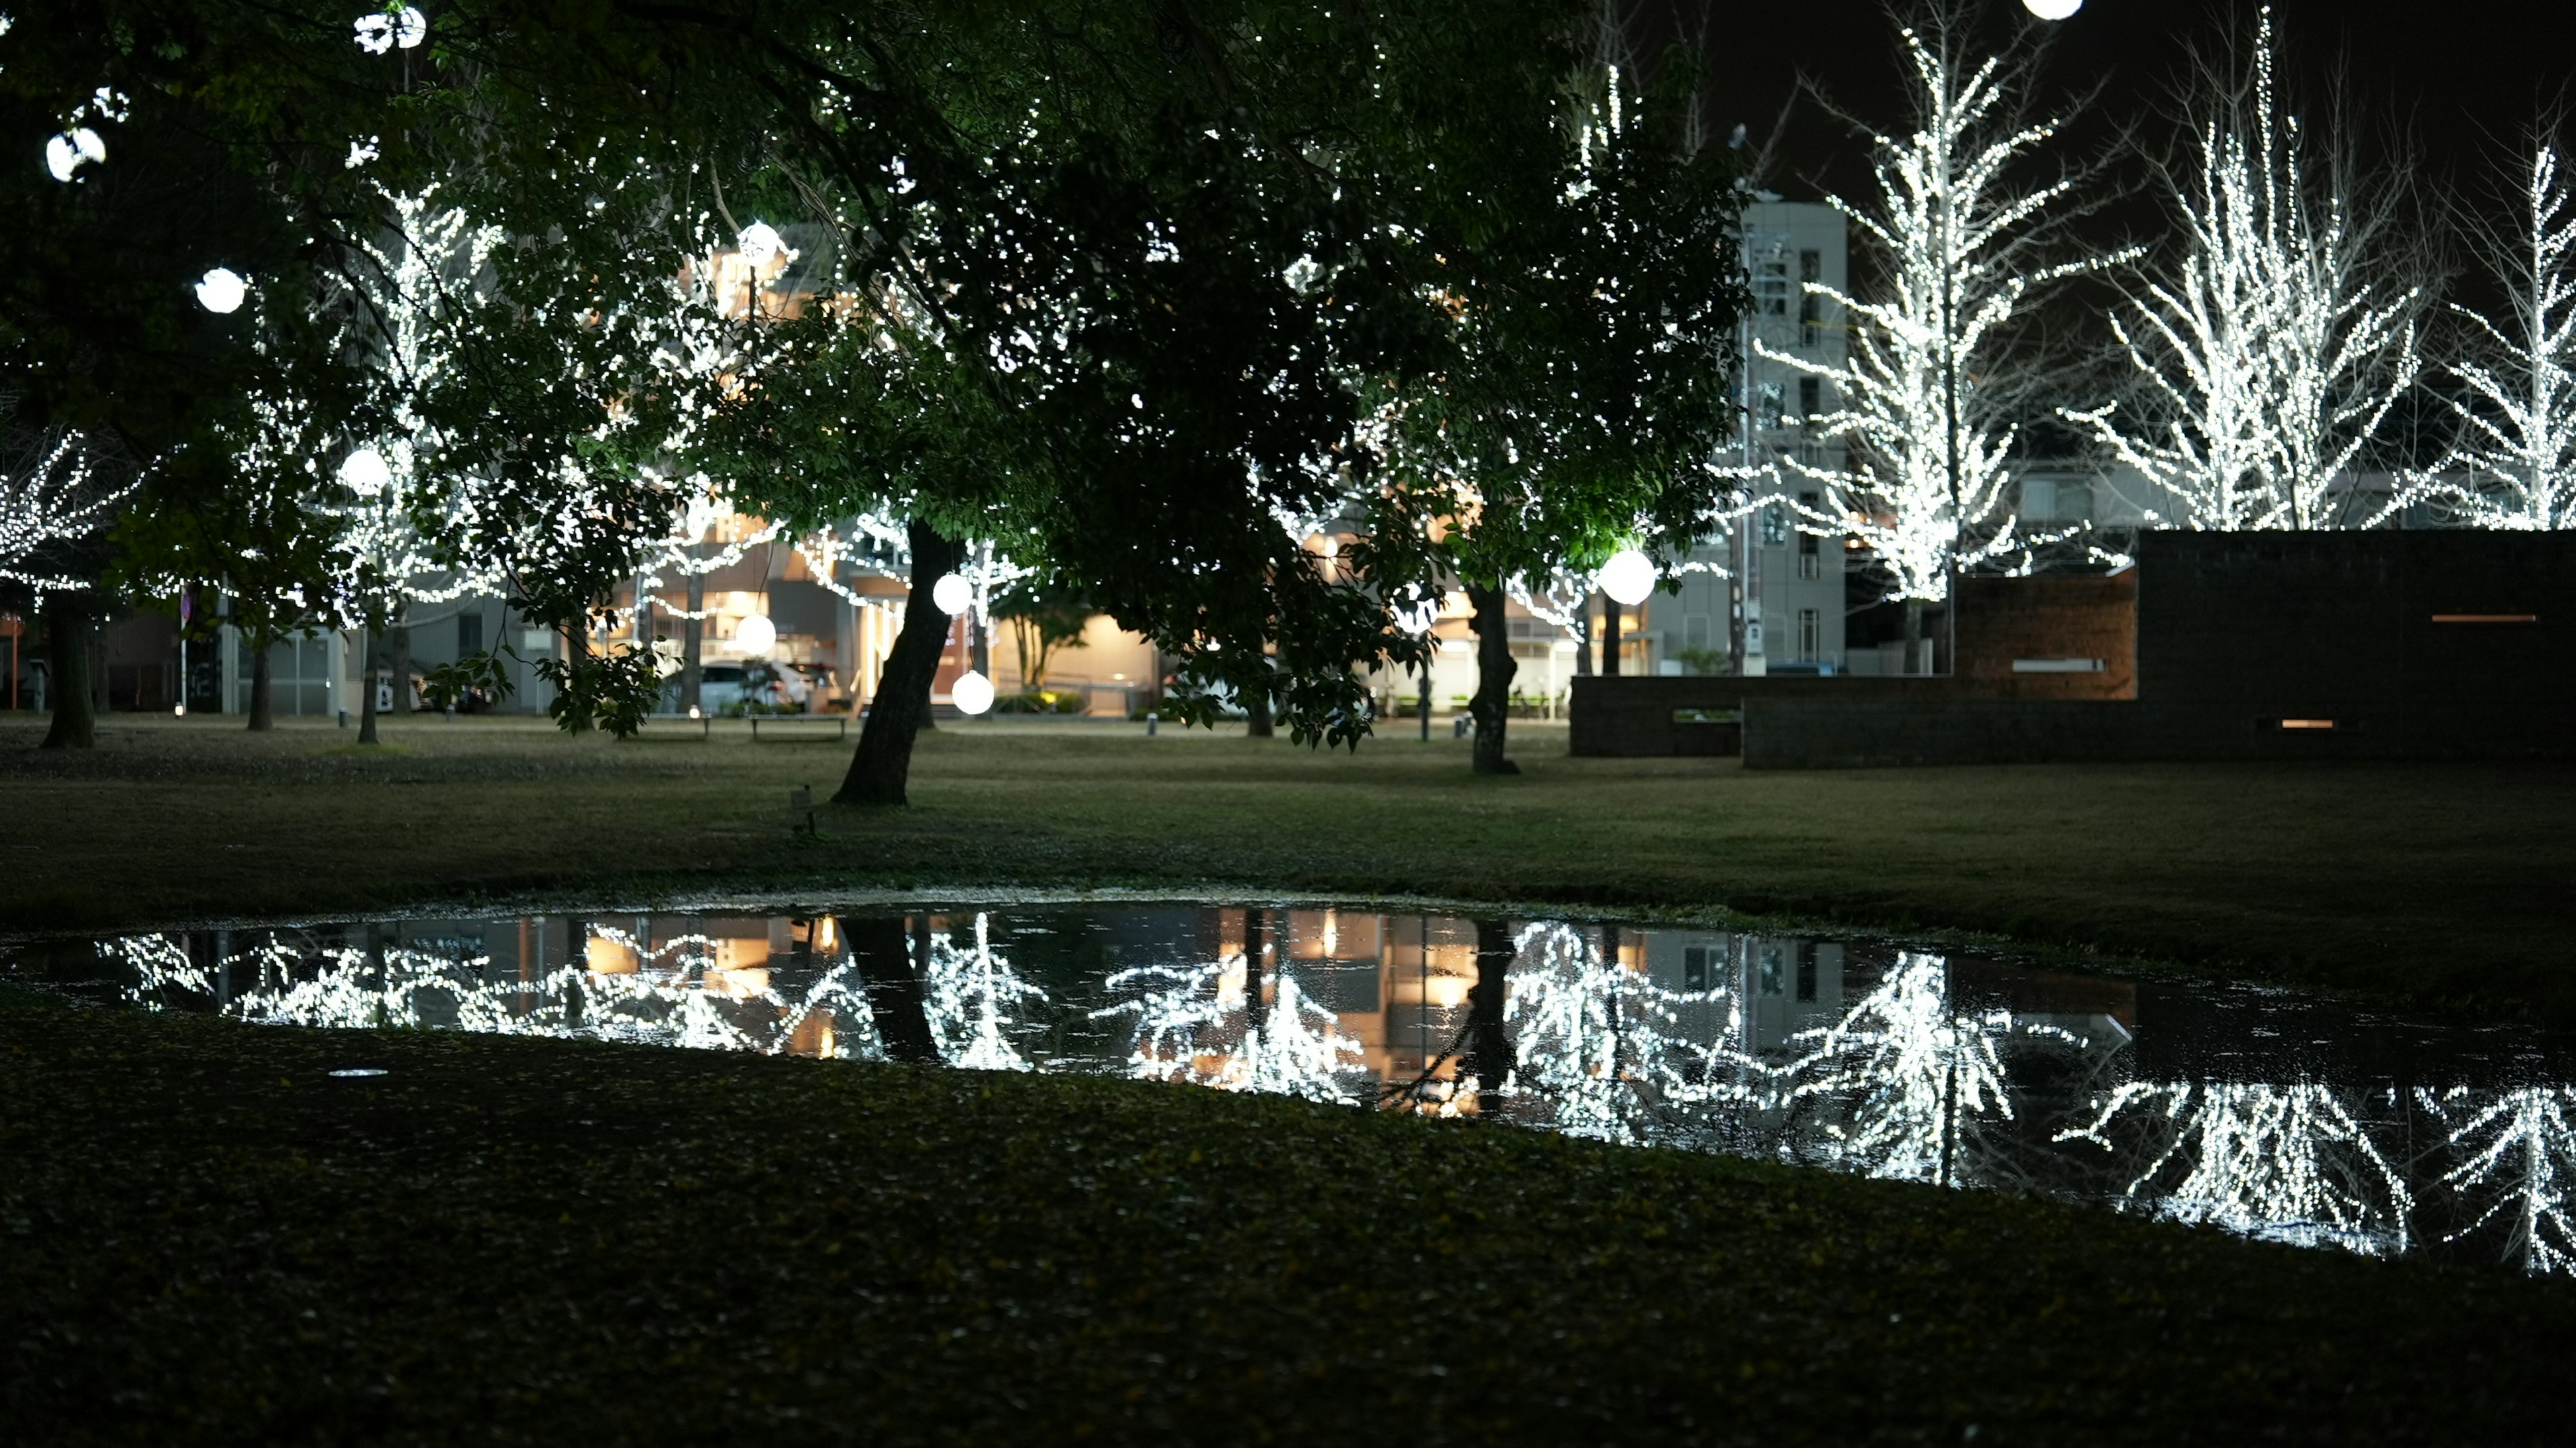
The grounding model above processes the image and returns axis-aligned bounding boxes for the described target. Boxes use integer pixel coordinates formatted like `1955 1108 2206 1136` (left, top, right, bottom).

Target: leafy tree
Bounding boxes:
994 577 1092 691
1373 13 1745 775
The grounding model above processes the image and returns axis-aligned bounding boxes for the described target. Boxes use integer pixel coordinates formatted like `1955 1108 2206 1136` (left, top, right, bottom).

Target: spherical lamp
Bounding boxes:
45 128 104 182
1597 548 1658 608
951 669 995 716
930 572 972 616
1392 596 1439 635
195 268 248 315
733 612 777 657
2021 0 2082 18
340 447 392 497
739 222 786 268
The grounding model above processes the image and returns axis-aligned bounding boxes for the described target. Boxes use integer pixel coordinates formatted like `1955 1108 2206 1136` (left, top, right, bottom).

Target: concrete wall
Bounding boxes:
1582 531 2576 765
1738 531 2575 767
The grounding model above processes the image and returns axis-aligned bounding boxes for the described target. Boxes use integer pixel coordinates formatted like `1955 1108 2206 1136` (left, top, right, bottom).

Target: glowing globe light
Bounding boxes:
739 221 786 268
1597 548 1657 607
1392 596 1439 635
2021 0 2081 17
733 612 776 656
339 447 392 496
951 669 996 716
195 268 248 315
44 127 104 182
354 7 427 53
930 572 971 616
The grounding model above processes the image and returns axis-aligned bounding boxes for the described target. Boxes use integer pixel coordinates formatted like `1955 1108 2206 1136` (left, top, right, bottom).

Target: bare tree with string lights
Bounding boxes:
1759 14 2118 660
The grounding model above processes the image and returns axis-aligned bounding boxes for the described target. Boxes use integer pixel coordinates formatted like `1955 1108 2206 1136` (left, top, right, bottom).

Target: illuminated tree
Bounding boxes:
2420 140 2576 528
2066 7 2424 531
2428 1086 2576 1275
1760 19 2108 651
2059 1081 2414 1255
0 427 131 748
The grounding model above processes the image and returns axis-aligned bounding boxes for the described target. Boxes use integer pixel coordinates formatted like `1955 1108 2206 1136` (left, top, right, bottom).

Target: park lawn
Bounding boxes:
3 987 2570 1446
1 712 2571 1019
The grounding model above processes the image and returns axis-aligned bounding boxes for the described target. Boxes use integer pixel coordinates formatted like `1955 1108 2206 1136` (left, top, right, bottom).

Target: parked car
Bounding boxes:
656 661 826 716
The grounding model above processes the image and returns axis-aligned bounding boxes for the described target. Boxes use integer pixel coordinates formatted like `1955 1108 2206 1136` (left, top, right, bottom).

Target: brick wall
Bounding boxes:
1953 571 2137 700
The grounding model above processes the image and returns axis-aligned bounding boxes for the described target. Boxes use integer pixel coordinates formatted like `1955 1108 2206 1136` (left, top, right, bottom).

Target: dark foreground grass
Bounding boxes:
4 991 2571 1447
5 714 2573 1020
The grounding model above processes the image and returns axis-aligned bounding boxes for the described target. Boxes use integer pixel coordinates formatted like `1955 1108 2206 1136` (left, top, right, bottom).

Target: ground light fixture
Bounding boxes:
1598 548 1658 608
195 268 248 314
733 612 776 657
951 669 996 716
2021 0 2081 17
931 572 972 616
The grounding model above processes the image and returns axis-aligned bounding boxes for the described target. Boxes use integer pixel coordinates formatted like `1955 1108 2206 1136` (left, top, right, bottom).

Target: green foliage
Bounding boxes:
419 648 513 713
533 645 661 739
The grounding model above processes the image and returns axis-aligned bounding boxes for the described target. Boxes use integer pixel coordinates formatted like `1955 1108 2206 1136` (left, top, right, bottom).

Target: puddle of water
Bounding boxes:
9 905 2573 1278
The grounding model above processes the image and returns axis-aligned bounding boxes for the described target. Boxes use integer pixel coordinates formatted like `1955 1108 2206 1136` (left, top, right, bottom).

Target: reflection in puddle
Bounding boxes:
16 905 2576 1278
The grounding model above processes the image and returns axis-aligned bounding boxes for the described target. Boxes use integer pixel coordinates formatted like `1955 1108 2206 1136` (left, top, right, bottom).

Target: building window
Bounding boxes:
1796 492 1821 579
1760 504 1788 547
1752 242 1790 317
1799 376 1822 421
1796 942 1817 1002
1797 608 1819 661
1684 946 1710 992
458 610 484 656
1758 944 1784 997
1755 380 1785 432
1798 249 1823 344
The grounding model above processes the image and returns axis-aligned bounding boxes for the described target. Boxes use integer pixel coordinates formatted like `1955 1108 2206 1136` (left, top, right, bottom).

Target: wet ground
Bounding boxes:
11 901 2573 1276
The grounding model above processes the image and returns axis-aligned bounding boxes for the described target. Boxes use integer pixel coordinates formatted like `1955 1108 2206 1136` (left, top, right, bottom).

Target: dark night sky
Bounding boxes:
1663 0 2569 239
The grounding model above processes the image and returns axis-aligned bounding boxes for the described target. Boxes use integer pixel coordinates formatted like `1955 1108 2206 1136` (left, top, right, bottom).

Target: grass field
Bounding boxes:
4 712 2570 1019
6 988 2571 1446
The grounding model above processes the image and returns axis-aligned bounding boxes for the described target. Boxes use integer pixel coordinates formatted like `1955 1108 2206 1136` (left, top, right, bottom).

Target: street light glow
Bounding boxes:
1599 548 1657 607
2021 0 2082 18
952 669 995 715
195 268 248 314
734 612 776 656
931 572 971 616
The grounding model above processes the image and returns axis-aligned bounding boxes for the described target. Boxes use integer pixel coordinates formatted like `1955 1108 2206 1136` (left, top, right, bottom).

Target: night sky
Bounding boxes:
1648 0 2565 321
1676 0 2568 204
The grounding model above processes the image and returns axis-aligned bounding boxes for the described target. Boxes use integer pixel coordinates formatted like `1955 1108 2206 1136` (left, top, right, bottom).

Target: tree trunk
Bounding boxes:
1244 655 1273 738
1574 605 1593 676
680 569 704 714
848 915 938 1064
1463 917 1517 1109
1902 596 1925 675
1599 596 1621 677
835 519 965 806
356 627 381 744
387 625 413 712
246 634 274 732
38 592 97 750
1467 583 1519 775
